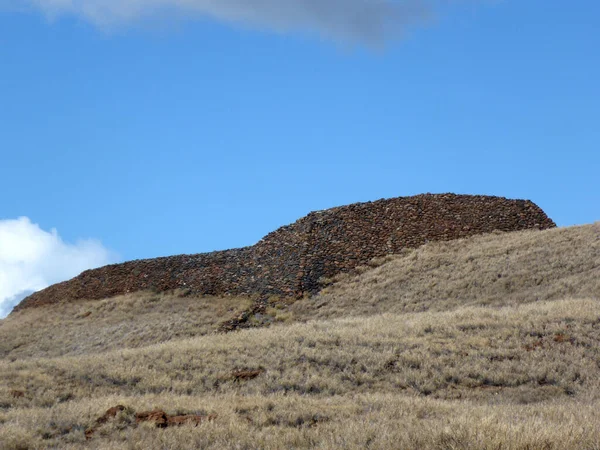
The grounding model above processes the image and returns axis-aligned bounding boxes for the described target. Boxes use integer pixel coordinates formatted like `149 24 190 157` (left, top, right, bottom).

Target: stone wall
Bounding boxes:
14 194 556 311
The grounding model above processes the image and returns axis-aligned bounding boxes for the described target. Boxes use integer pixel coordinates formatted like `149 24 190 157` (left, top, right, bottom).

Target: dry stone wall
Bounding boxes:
15 194 556 311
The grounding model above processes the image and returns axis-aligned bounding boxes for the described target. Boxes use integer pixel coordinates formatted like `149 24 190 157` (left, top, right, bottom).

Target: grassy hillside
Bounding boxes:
0 292 254 360
293 223 599 320
0 223 598 449
2 298 600 448
2 223 597 361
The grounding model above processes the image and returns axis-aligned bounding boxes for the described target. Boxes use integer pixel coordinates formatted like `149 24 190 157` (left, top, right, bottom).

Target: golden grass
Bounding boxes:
3 224 597 362
3 392 600 449
2 298 600 448
0 291 253 360
293 223 599 320
0 223 598 448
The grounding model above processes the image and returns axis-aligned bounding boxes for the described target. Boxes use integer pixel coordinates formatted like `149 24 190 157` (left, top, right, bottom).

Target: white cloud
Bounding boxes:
0 217 115 318
8 0 430 44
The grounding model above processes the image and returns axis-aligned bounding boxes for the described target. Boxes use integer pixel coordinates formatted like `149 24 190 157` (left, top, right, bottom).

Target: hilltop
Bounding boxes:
0 221 598 449
1 196 598 450
14 193 554 312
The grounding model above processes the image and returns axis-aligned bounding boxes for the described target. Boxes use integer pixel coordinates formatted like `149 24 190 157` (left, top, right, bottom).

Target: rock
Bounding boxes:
86 406 216 439
232 369 264 382
14 194 556 312
136 410 169 428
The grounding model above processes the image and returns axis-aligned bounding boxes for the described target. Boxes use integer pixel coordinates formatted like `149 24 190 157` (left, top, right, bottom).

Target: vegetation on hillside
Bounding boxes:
0 223 598 449
2 298 600 448
294 223 599 320
0 292 254 360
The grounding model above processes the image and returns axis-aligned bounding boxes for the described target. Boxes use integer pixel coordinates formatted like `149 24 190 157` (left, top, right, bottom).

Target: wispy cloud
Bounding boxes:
0 217 115 318
10 0 430 44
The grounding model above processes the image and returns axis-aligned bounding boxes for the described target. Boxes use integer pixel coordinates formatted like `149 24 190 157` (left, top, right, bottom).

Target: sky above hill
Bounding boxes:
0 0 599 317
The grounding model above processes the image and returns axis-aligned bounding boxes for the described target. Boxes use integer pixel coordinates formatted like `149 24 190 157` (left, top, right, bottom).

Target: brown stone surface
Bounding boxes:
232 369 264 382
14 194 556 311
135 410 169 428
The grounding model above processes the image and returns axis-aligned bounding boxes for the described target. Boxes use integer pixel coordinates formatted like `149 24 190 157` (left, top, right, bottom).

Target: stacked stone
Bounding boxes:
295 194 555 293
14 193 555 312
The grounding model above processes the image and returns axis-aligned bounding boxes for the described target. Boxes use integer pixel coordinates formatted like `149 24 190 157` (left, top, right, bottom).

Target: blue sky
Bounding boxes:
0 1 599 315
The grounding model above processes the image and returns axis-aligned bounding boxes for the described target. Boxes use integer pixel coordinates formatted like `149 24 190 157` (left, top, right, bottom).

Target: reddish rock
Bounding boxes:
86 406 216 439
232 369 264 382
136 410 169 428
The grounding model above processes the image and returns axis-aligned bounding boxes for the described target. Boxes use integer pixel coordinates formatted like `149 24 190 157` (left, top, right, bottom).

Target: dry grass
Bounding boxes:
0 291 253 360
292 223 599 320
3 224 597 361
1 223 599 449
2 298 600 448
3 392 600 449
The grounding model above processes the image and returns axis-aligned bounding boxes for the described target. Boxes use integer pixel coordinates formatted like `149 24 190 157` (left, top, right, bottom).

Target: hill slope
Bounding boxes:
2 298 600 449
1 223 597 361
1 222 598 449
293 222 600 320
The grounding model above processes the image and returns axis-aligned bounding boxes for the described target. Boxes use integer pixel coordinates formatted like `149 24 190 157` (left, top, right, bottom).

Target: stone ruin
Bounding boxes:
14 193 556 311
